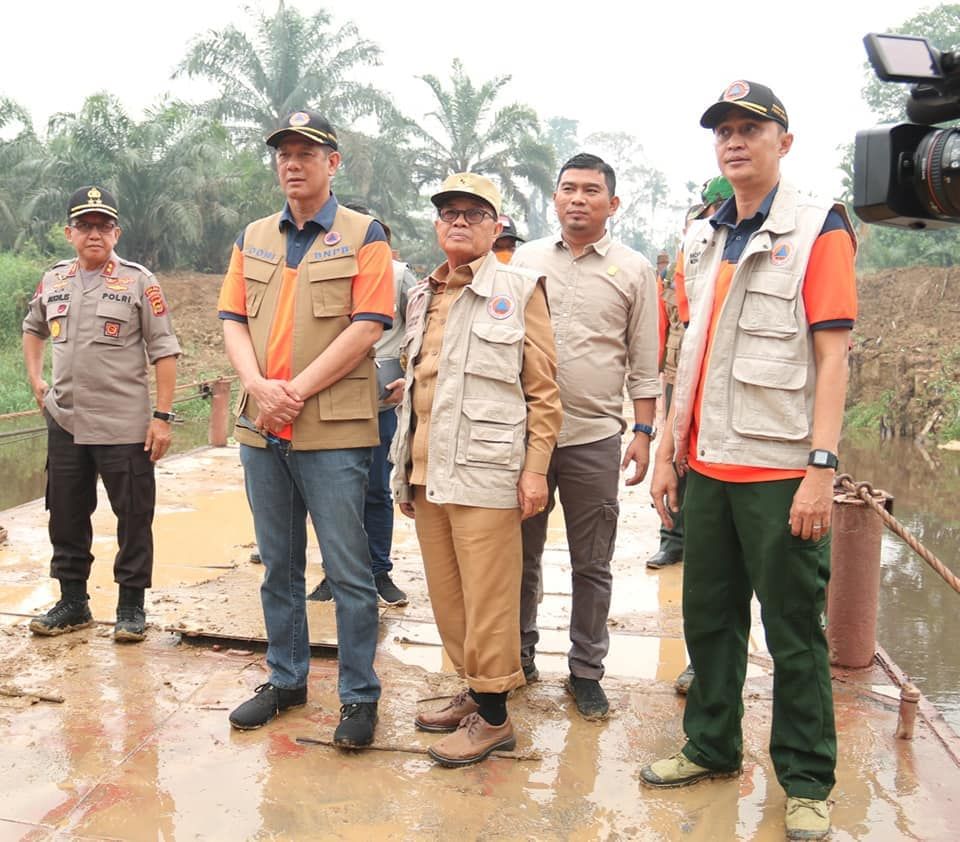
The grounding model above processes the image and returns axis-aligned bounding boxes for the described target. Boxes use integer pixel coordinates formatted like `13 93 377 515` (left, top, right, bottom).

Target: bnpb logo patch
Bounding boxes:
723 80 750 101
770 242 794 266
487 294 516 320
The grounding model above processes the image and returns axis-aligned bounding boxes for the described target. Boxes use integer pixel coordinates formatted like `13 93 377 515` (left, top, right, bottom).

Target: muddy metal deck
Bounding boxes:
0 446 958 841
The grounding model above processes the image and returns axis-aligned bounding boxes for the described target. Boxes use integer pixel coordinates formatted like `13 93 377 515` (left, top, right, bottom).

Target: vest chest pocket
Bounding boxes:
738 270 801 339
243 253 279 318
457 398 525 469
731 357 809 441
464 322 524 383
93 300 133 346
309 256 358 317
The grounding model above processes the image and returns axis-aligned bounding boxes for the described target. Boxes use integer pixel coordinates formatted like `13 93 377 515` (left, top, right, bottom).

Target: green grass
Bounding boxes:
844 391 894 432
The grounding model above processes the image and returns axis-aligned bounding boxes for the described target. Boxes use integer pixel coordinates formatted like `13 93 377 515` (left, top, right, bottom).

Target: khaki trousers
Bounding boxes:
413 486 524 693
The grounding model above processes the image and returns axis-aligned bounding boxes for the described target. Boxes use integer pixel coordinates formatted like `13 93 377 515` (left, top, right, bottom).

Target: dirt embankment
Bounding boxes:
851 266 960 438
158 272 231 387
159 266 960 439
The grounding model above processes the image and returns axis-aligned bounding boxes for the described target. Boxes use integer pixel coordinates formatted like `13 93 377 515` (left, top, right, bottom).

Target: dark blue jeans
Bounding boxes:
366 409 397 576
239 441 381 702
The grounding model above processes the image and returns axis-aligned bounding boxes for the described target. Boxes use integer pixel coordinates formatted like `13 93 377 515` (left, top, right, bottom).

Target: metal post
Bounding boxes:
208 379 231 447
826 489 889 668
895 681 921 739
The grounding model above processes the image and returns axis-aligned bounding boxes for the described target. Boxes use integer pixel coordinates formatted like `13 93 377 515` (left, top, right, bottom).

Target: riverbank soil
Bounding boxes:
0 447 958 840
851 265 960 438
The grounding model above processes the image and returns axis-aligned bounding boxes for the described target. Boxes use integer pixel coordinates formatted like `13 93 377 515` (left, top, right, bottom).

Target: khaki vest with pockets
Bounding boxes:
235 206 380 450
672 182 856 470
390 253 541 508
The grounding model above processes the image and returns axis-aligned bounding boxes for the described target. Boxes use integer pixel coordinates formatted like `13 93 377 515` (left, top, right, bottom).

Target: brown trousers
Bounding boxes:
413 486 524 693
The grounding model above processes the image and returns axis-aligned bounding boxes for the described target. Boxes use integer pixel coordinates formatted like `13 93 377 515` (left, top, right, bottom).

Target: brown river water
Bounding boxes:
1 418 958 733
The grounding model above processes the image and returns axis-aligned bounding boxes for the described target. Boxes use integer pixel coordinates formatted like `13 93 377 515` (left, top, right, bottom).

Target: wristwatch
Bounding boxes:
153 410 177 423
807 449 838 470
632 422 656 439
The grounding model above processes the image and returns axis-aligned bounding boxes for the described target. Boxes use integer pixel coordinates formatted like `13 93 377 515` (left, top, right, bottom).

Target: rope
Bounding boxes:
835 473 960 595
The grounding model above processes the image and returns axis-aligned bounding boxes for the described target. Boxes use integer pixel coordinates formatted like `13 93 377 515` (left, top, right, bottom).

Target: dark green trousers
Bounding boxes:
681 469 836 800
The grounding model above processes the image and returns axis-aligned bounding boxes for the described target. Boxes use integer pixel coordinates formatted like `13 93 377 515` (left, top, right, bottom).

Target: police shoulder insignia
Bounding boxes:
144 284 167 316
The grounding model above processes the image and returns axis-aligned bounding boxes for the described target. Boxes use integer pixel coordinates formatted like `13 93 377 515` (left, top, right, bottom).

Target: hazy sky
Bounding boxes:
2 0 941 237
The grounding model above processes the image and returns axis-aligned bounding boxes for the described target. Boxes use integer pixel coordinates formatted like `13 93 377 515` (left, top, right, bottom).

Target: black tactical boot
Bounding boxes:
29 579 93 636
114 585 146 642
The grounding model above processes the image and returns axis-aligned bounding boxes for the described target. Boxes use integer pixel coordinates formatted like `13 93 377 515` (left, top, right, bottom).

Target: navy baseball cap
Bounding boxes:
700 80 789 131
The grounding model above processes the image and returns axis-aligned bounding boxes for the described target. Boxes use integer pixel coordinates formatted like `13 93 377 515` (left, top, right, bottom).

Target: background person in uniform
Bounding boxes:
642 81 857 842
308 204 414 607
512 153 659 720
23 186 180 643
493 214 525 263
390 173 561 767
647 177 733 574
218 111 394 748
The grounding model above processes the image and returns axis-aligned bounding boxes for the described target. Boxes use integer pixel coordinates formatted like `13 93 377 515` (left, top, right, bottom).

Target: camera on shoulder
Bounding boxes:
854 33 960 229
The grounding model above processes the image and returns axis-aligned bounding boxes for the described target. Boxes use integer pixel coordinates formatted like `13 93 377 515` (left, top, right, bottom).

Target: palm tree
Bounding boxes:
26 95 242 270
411 59 555 218
175 1 396 146
0 98 38 250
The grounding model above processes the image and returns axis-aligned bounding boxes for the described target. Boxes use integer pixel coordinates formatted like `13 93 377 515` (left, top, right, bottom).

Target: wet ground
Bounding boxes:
1 446 959 840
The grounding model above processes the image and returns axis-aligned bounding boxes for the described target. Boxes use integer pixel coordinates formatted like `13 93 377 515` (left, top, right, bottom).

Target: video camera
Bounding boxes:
853 33 960 229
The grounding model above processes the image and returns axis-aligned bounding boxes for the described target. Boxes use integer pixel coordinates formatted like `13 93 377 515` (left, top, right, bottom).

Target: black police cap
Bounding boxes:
68 186 119 221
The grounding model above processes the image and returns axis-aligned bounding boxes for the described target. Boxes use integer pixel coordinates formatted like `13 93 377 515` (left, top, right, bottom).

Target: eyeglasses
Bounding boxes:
438 207 495 225
71 220 117 234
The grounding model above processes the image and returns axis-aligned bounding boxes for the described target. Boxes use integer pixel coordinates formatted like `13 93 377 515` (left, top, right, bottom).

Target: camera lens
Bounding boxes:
913 127 960 218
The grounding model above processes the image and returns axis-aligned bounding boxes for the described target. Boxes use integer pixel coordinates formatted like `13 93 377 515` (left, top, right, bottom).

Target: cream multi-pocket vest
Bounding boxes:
390 253 541 509
234 206 380 451
672 181 856 471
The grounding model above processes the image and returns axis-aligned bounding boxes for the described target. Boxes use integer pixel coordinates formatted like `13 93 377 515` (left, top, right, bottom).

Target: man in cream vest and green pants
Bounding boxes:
643 82 857 841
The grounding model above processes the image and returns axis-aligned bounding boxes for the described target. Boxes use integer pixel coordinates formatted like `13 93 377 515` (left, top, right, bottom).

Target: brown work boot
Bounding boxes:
427 712 516 767
415 688 479 733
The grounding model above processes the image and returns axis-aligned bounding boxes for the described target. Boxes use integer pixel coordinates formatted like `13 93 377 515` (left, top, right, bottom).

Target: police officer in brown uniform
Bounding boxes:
391 173 562 766
22 186 181 642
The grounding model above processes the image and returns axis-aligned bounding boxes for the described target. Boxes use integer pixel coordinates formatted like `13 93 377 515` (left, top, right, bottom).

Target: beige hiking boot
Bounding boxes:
415 688 479 733
427 712 516 767
640 750 741 788
785 796 830 840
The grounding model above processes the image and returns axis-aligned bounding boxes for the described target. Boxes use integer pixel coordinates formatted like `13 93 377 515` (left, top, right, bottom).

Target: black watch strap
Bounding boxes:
153 410 176 423
808 449 838 470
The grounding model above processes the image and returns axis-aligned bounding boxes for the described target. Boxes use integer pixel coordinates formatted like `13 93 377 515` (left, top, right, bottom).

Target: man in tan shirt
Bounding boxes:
512 153 660 719
391 173 561 766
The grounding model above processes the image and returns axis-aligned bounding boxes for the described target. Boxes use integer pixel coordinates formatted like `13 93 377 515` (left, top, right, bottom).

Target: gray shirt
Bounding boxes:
512 232 660 448
22 252 181 444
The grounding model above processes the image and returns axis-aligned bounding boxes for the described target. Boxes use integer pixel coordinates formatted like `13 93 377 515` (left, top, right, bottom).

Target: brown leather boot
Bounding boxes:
415 688 479 733
427 713 516 767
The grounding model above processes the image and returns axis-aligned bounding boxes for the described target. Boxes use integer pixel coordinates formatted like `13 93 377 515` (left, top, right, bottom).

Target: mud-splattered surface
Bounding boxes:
0 445 957 841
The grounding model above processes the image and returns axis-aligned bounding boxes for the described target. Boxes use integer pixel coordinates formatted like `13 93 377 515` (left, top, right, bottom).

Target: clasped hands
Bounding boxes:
250 378 304 433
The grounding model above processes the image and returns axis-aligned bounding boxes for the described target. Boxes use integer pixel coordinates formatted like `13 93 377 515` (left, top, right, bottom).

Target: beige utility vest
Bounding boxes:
390 253 541 508
235 206 379 450
673 182 856 470
662 280 685 383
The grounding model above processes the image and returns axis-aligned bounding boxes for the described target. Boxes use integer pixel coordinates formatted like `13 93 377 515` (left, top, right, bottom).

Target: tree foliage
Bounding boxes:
411 60 555 217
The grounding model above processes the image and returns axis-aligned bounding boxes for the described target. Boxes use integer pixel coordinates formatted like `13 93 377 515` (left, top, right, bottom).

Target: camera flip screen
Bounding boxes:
865 34 942 82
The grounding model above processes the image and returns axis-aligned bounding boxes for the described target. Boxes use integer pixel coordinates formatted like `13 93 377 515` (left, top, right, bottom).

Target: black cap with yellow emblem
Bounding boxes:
68 186 119 221
700 80 789 131
266 110 339 150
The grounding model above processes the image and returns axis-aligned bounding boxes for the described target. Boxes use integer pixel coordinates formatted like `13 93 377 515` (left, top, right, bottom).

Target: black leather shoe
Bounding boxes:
645 549 683 569
114 605 146 642
229 682 307 730
333 701 378 747
567 675 609 720
307 578 333 602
